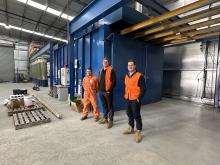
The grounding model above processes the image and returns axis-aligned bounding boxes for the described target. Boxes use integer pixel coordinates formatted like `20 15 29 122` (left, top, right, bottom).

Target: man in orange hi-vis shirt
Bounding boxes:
81 67 100 122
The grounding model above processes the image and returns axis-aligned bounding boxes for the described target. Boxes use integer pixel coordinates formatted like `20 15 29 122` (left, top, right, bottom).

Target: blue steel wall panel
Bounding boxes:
144 45 164 103
84 34 91 74
91 27 105 77
111 34 163 110
70 36 76 101
91 27 106 113
54 51 58 84
49 41 54 88
70 0 130 34
52 45 69 85
57 49 61 84
111 34 146 111
77 38 84 88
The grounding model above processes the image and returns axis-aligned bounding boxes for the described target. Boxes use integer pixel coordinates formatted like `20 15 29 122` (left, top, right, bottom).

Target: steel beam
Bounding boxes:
153 25 220 43
137 0 179 21
120 0 219 35
69 0 131 34
30 42 51 62
144 17 220 41
162 31 220 45
134 6 220 38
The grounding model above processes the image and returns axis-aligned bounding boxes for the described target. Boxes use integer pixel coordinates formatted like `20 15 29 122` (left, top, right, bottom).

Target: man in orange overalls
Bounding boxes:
81 67 100 122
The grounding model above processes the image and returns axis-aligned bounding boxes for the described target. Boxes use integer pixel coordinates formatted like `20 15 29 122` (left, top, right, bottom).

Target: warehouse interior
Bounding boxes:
1 0 220 164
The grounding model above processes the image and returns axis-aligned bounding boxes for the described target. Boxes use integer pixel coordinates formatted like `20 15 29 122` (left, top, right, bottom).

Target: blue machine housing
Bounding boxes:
53 44 69 85
69 1 164 112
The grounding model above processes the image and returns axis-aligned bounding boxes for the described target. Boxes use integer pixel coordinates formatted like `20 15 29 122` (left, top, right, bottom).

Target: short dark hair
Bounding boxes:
103 57 110 62
128 59 136 65
87 67 92 71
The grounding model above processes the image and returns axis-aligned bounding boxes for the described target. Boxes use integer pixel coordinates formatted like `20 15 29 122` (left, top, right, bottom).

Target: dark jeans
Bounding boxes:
99 91 114 121
126 100 142 130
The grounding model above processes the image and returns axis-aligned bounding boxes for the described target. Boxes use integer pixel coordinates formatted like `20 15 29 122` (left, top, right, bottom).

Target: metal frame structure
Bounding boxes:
67 0 220 111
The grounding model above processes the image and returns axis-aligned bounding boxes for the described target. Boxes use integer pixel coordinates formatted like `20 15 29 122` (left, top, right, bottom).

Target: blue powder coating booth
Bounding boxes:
30 42 52 87
52 44 69 85
69 0 164 112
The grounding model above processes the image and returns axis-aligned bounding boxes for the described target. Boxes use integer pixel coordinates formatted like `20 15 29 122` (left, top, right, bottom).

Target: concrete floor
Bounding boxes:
0 83 220 165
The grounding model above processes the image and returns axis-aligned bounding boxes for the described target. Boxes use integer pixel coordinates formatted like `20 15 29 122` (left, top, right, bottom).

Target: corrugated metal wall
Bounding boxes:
0 45 14 82
14 43 29 81
163 41 219 101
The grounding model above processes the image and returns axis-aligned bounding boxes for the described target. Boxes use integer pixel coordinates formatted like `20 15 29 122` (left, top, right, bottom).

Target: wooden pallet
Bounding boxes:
8 101 44 116
13 109 51 130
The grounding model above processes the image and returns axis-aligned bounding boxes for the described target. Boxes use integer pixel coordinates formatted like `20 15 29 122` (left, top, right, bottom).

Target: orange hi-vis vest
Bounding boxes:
83 75 98 94
124 72 141 100
99 66 112 91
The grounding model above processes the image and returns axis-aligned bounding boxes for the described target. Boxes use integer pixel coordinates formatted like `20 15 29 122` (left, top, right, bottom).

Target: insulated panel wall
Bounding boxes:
14 43 29 81
0 45 14 82
163 41 219 100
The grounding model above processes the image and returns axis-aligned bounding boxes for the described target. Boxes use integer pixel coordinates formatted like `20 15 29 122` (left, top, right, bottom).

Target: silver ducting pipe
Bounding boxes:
135 1 142 13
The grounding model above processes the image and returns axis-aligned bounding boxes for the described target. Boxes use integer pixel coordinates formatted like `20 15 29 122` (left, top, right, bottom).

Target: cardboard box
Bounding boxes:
71 99 84 113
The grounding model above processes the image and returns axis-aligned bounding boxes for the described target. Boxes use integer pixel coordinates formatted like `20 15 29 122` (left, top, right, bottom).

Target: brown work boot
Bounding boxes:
80 116 88 121
123 127 134 134
99 118 108 124
107 120 113 129
94 117 100 122
135 130 143 143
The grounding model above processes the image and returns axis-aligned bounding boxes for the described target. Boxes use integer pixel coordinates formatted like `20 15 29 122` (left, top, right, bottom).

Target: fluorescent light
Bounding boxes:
0 22 6 27
61 13 74 21
68 16 74 21
210 23 220 27
9 25 21 30
0 21 67 42
15 0 74 21
22 28 34 33
62 40 68 43
34 32 44 36
211 14 220 19
28 0 47 10
196 26 208 30
189 18 209 25
47 7 61 16
4 25 11 29
61 13 68 19
53 37 62 41
16 0 27 3
44 34 53 39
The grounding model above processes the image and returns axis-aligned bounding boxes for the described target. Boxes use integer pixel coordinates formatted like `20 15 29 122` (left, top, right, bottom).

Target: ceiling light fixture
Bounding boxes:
15 0 74 21
0 21 67 43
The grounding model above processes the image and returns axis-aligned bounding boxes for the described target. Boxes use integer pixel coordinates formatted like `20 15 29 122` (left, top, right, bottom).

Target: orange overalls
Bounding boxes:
82 75 100 118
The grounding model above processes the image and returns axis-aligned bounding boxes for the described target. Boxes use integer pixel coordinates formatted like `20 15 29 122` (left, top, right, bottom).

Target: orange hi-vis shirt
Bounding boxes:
124 72 141 100
99 66 112 91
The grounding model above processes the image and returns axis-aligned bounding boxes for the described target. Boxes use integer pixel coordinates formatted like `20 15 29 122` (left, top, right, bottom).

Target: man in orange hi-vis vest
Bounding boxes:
123 59 146 143
81 67 100 122
98 57 116 129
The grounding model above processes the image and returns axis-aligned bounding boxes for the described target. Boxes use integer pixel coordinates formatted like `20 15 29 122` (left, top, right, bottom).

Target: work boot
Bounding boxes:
99 118 108 124
80 116 88 121
107 120 113 129
135 130 143 143
123 127 134 135
94 117 100 122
